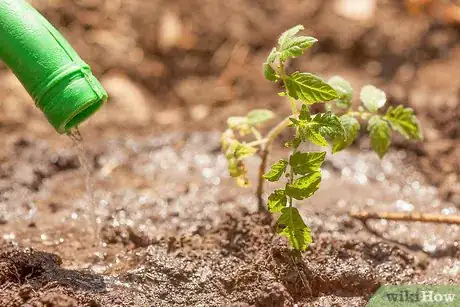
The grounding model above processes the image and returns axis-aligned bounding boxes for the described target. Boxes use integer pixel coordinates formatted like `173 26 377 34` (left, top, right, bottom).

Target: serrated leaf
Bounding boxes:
360 85 386 112
233 142 257 160
299 104 311 121
268 189 287 213
263 63 278 82
264 48 279 81
221 132 254 188
384 105 423 140
291 118 327 147
266 47 278 64
332 115 360 153
285 137 301 149
227 116 247 128
303 125 329 147
312 112 345 140
285 72 338 104
227 158 250 187
263 159 288 182
289 152 326 175
247 109 275 126
368 115 391 159
285 171 321 200
277 25 305 50
227 116 251 135
279 36 317 61
277 207 312 251
328 76 354 109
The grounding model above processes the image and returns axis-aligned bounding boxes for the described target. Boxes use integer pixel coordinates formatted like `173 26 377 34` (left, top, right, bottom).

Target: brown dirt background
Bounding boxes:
0 0 459 306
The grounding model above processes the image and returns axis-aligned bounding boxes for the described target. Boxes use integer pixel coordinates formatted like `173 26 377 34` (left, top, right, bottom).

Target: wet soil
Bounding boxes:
1 0 459 306
0 132 458 306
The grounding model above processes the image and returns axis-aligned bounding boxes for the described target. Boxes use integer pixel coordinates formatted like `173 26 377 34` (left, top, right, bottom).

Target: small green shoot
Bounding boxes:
221 25 423 251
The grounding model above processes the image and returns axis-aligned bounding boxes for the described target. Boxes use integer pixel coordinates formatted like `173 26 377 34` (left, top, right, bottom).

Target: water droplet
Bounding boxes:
376 173 386 182
441 207 456 215
395 199 414 212
423 242 437 253
341 167 352 178
356 173 368 185
3 233 15 240
337 199 348 208
202 168 213 179
445 261 460 276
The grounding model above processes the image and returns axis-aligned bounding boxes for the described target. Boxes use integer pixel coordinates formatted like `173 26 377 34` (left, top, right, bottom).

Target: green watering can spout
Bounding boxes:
0 0 107 133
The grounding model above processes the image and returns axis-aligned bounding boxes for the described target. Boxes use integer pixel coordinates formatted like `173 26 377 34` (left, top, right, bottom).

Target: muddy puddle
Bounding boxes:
0 132 458 306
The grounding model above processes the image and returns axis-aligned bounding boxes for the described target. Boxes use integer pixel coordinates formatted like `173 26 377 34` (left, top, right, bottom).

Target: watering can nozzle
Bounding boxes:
0 0 107 133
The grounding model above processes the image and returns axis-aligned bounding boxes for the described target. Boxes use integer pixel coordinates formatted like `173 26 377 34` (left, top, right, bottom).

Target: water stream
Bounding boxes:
68 128 100 244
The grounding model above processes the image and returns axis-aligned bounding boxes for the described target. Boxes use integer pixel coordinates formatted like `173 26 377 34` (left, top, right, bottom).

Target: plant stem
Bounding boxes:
255 116 291 211
287 146 297 208
251 127 262 140
255 59 299 211
246 139 267 147
256 148 269 211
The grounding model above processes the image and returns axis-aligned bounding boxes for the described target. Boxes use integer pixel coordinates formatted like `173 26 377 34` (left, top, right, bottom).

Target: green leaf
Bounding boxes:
285 72 339 104
360 85 386 112
303 125 328 147
328 76 354 109
263 159 288 182
292 121 327 146
227 116 247 128
268 189 287 213
368 116 391 159
312 112 345 140
299 104 311 121
384 105 423 140
266 47 278 64
263 48 279 81
247 109 275 126
277 25 305 50
289 151 326 175
233 142 257 160
285 137 301 149
226 158 250 187
221 131 254 188
285 171 321 200
263 63 278 81
279 36 317 61
227 116 251 135
291 118 327 147
277 207 312 251
332 115 360 153
291 112 343 147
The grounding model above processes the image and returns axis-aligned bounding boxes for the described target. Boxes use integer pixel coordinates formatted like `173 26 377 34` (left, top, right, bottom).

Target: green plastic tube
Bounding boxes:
0 0 107 133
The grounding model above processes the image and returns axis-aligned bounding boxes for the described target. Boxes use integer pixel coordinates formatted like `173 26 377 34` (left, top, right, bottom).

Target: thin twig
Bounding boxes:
349 211 460 224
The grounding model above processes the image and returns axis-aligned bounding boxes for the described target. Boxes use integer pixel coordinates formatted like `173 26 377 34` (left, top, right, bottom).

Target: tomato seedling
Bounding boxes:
221 25 423 251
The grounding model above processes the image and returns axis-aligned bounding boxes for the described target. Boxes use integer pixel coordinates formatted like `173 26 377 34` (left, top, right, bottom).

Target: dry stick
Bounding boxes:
349 211 460 225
